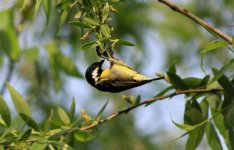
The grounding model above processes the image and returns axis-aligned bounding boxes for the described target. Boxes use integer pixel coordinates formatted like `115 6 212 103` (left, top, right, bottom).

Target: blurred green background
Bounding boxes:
0 0 233 149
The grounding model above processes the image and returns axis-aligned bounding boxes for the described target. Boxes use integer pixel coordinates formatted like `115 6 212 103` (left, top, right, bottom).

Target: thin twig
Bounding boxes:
80 88 222 131
0 60 15 95
158 0 233 44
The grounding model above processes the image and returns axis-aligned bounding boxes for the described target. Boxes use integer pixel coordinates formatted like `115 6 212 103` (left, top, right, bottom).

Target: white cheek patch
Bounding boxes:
92 67 99 82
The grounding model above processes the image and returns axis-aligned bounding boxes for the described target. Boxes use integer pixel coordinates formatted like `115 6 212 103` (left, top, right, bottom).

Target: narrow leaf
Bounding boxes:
167 60 177 74
81 41 98 50
74 129 99 141
69 97 76 121
95 101 108 120
198 75 210 87
0 29 20 61
101 2 110 23
225 104 234 128
0 96 11 127
135 95 141 105
206 122 223 150
115 39 134 46
167 72 188 90
43 110 53 133
154 86 173 98
43 0 52 25
184 77 202 89
84 17 99 26
57 52 82 78
209 59 234 84
171 119 194 131
69 21 92 28
20 113 40 131
100 24 111 37
7 83 31 117
184 100 204 125
58 107 70 125
30 139 47 150
19 129 32 141
212 68 234 97
201 40 227 54
20 0 30 11
35 0 42 16
57 8 68 35
185 126 206 150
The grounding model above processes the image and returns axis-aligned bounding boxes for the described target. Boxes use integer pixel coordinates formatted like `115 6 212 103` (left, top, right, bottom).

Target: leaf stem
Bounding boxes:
80 88 223 131
158 0 233 44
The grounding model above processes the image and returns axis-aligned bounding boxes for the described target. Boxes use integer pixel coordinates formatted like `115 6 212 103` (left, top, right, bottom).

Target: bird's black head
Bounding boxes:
85 60 104 87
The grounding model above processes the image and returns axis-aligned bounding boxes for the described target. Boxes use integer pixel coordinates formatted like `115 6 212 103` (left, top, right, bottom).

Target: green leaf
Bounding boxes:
211 107 232 149
58 107 70 125
212 68 234 97
35 0 42 16
167 60 177 74
69 97 76 121
49 141 73 150
57 52 82 78
198 75 210 87
19 129 32 141
184 99 204 125
167 72 188 90
100 24 111 37
153 86 173 98
227 128 234 149
43 110 53 133
135 95 141 105
68 21 92 28
225 104 234 128
200 54 206 74
84 17 99 26
171 119 194 131
115 39 135 46
199 98 209 119
0 28 20 61
101 2 110 23
43 0 52 25
0 96 11 127
209 59 234 84
57 8 68 35
74 129 99 141
184 99 208 150
20 0 30 11
22 48 39 61
184 77 202 89
6 83 31 117
185 126 206 150
95 100 108 120
30 139 47 150
206 94 220 110
81 41 98 49
206 122 223 150
20 113 40 131
201 40 227 54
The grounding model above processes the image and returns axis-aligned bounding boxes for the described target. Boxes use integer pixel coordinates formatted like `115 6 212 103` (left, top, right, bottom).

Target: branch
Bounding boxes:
158 0 233 44
80 88 222 131
0 60 15 95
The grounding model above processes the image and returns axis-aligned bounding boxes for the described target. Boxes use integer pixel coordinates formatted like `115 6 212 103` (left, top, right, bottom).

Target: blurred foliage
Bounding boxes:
0 0 234 149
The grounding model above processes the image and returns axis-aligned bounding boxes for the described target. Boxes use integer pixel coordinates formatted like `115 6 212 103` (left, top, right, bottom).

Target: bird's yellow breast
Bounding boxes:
100 69 110 80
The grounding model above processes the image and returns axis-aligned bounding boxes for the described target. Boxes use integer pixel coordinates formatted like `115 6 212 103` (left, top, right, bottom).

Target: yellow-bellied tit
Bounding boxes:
85 58 164 93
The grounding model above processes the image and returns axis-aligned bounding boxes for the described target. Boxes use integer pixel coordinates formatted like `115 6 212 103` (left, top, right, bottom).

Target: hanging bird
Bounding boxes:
85 58 164 93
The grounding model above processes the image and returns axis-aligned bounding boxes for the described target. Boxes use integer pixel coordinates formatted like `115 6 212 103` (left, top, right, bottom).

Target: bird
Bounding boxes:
85 58 164 93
